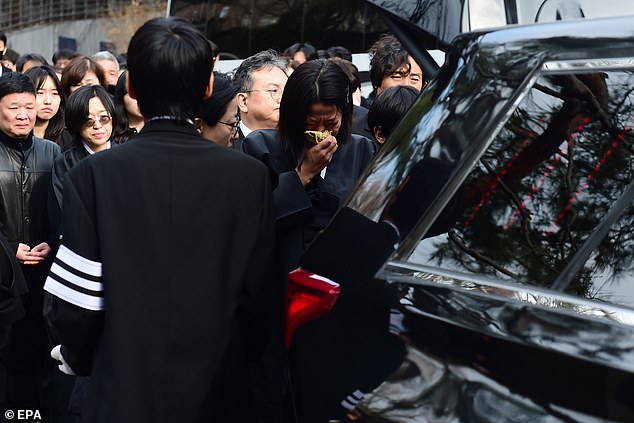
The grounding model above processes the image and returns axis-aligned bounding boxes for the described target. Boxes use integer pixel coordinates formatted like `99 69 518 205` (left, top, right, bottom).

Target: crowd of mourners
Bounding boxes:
0 21 425 423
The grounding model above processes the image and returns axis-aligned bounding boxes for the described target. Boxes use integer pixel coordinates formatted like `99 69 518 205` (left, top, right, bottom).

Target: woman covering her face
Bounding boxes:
196 72 240 148
238 59 377 422
24 66 72 148
49 85 118 235
241 58 377 262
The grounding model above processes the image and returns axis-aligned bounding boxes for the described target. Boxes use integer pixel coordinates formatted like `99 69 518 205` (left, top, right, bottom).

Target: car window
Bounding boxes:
408 67 634 310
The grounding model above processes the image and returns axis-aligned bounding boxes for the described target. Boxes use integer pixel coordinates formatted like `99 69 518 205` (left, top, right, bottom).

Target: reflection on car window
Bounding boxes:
410 69 634 309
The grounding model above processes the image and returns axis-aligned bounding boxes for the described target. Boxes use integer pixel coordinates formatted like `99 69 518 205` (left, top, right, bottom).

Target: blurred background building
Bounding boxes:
1 0 167 58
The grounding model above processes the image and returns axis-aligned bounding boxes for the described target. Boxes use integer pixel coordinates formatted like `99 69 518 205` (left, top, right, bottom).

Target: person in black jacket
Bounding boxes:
239 58 377 422
44 17 275 422
240 58 377 270
0 231 27 406
0 71 60 413
49 84 117 238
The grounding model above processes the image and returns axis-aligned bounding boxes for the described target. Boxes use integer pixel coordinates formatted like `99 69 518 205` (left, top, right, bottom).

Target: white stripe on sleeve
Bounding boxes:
44 244 104 311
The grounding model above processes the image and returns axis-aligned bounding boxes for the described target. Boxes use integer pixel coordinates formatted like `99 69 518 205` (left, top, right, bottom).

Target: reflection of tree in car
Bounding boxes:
430 71 634 298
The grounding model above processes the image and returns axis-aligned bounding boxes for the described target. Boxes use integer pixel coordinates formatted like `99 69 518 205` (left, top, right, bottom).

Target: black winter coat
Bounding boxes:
0 132 60 252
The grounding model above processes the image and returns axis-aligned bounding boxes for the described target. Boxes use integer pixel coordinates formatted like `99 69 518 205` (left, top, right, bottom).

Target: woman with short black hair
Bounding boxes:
49 85 117 230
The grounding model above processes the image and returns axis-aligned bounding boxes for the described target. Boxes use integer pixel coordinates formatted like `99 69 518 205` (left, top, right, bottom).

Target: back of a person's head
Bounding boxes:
52 49 78 64
233 49 287 92
16 53 49 72
60 55 106 96
368 85 418 141
199 72 238 125
279 59 353 160
369 33 409 89
3 48 19 65
326 46 352 62
328 57 360 92
0 72 35 101
283 42 318 62
65 85 114 141
0 32 6 47
126 17 213 122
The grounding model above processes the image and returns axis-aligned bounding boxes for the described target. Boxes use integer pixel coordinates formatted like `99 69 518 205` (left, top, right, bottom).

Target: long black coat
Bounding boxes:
43 120 275 423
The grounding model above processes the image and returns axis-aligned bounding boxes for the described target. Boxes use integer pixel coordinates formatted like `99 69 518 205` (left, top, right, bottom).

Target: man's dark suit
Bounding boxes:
43 119 275 422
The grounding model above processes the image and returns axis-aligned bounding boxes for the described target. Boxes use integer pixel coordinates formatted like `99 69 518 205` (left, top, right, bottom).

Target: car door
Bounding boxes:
294 14 634 422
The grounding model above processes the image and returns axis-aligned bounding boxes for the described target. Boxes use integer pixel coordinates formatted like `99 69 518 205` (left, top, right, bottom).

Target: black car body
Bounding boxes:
286 1 634 422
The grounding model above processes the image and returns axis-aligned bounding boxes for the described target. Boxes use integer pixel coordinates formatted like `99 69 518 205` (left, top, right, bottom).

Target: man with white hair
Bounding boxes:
93 50 120 89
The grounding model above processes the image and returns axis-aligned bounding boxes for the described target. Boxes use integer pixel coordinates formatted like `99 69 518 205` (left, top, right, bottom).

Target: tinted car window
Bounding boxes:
409 68 634 309
169 0 387 58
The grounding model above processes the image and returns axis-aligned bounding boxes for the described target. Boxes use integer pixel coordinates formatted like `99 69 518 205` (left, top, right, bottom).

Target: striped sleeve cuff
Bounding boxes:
341 390 366 410
44 245 104 311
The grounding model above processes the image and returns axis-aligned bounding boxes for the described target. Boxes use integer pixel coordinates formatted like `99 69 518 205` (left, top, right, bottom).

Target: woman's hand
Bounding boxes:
296 135 338 187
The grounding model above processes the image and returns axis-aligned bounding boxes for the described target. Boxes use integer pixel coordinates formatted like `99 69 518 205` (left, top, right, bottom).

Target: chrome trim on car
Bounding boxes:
543 57 634 73
380 260 634 369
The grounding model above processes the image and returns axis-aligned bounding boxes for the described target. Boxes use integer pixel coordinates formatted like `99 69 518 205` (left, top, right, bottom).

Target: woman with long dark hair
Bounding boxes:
239 59 376 421
24 66 72 148
241 59 376 266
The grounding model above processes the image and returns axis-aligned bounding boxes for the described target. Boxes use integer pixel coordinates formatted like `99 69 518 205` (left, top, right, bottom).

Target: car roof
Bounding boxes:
365 0 634 50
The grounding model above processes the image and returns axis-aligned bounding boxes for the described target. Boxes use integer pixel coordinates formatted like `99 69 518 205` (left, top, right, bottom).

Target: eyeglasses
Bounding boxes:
84 115 112 128
245 88 283 101
217 117 241 135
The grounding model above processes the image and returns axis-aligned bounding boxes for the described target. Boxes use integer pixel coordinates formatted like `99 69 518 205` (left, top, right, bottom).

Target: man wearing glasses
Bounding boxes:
233 49 288 147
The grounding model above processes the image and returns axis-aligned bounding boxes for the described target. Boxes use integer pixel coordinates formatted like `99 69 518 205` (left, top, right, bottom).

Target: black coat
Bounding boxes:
239 129 377 421
239 129 377 271
43 120 275 422
351 104 375 142
49 145 90 238
0 132 60 251
0 231 27 328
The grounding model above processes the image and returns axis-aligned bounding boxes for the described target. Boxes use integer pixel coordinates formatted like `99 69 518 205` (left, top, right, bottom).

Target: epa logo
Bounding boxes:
3 409 42 420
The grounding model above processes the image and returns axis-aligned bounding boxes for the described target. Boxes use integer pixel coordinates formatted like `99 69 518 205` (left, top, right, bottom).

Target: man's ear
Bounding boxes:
374 126 386 145
203 72 214 99
236 92 249 113
126 76 136 100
